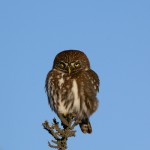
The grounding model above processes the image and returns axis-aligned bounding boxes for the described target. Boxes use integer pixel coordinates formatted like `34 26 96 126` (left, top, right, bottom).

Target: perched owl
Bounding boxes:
45 50 99 134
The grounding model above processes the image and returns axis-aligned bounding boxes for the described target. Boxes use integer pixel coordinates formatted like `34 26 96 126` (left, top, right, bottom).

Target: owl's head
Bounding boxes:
53 50 90 74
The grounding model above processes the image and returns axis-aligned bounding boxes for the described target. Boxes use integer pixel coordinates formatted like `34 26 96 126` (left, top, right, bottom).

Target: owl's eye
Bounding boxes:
59 62 66 69
74 62 80 68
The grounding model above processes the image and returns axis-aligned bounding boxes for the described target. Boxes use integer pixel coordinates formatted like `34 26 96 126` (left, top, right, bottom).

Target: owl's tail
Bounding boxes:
79 118 92 134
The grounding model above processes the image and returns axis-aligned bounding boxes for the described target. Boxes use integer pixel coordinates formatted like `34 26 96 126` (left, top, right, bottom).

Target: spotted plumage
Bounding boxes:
45 50 99 134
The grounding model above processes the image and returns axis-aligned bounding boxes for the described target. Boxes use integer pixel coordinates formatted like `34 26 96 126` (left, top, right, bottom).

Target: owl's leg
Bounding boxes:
79 118 92 134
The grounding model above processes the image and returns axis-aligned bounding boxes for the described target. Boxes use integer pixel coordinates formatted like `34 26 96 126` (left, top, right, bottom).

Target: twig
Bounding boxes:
42 113 81 150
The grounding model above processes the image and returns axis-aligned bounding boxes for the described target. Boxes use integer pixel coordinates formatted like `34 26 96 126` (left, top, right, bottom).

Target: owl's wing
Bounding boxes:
87 69 100 92
45 70 52 93
45 70 54 110
78 69 99 116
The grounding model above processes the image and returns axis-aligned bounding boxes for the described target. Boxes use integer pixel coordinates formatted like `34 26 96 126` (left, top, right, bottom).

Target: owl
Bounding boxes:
45 50 99 134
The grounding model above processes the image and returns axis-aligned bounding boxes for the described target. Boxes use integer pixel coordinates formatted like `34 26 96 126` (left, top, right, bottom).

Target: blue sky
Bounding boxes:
0 0 150 150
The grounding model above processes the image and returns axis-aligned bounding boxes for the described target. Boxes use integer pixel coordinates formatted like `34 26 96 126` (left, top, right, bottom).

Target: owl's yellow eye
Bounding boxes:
59 62 65 69
74 62 80 68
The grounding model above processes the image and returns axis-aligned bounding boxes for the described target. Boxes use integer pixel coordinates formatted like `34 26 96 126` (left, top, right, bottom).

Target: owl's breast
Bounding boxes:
48 73 75 115
57 77 81 115
47 70 98 118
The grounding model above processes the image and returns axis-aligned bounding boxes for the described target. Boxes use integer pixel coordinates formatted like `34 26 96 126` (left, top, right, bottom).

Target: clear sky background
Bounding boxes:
0 0 150 150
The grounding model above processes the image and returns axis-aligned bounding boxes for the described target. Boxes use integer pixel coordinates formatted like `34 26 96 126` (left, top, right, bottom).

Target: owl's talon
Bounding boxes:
57 113 69 126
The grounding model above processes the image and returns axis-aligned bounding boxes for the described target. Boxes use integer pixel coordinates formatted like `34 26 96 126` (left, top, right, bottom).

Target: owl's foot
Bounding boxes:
57 113 69 126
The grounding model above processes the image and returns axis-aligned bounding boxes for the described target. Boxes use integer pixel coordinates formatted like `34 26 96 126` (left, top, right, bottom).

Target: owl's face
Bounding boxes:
53 50 90 74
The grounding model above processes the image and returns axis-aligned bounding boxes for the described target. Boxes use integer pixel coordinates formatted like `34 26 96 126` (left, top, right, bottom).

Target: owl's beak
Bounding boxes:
68 67 71 74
